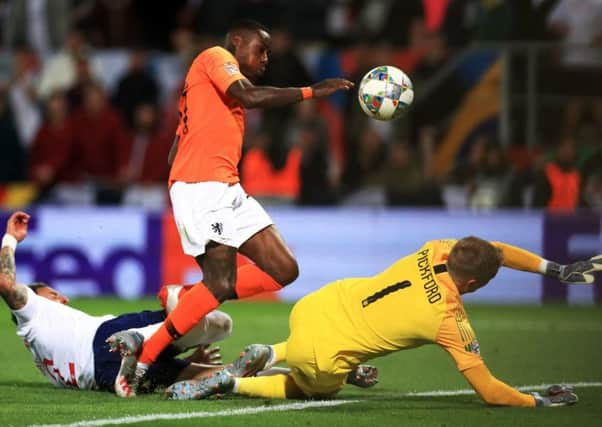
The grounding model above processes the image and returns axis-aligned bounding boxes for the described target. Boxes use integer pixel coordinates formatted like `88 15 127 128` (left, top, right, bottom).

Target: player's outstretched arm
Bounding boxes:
462 364 577 407
226 78 354 109
544 256 602 284
463 364 536 407
0 211 30 310
491 241 602 284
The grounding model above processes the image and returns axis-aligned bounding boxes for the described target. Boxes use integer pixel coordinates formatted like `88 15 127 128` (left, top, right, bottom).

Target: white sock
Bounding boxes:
256 367 291 377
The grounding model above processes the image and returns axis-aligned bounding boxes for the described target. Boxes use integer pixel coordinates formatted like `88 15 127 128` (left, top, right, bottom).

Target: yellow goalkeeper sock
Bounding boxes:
235 374 304 399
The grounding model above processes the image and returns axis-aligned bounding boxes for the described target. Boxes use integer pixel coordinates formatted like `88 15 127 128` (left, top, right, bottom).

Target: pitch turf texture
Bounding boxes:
1 299 601 427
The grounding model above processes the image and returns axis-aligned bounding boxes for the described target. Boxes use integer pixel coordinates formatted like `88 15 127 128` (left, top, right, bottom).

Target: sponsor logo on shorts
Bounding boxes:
211 222 224 236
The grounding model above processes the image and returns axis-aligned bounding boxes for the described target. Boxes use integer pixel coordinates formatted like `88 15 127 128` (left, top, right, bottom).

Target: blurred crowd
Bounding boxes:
0 0 601 212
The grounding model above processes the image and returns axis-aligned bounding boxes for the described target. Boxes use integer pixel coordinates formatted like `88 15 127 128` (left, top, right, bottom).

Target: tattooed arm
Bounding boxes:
0 246 28 310
0 211 31 310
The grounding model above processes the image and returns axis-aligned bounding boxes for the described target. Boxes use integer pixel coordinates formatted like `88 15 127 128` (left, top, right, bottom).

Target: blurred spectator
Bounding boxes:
583 171 602 211
29 91 77 193
0 87 26 182
292 101 337 205
85 0 192 50
258 27 312 176
410 29 464 139
133 0 191 50
441 0 477 47
533 137 581 212
509 0 559 41
474 0 512 42
468 142 512 210
122 103 171 184
170 27 202 71
112 49 159 129
343 124 387 195
36 28 102 101
65 55 100 110
285 1 329 40
548 0 602 69
70 82 129 203
447 134 512 210
580 134 602 210
3 0 94 60
452 134 488 187
505 142 545 208
240 131 301 205
8 47 41 148
547 0 602 137
297 124 335 205
384 142 437 206
381 0 424 46
86 0 140 48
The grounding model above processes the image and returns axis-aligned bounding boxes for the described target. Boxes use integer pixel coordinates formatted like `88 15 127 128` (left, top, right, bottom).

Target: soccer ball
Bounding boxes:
358 65 414 121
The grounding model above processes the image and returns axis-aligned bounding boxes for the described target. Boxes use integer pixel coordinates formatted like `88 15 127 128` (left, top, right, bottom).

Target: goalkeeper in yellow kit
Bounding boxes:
166 237 601 407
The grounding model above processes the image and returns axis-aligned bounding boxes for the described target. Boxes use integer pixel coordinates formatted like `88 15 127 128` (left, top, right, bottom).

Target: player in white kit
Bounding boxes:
1 211 232 393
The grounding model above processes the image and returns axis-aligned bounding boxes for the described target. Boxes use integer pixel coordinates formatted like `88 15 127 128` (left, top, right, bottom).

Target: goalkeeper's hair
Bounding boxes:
447 236 503 285
10 282 50 325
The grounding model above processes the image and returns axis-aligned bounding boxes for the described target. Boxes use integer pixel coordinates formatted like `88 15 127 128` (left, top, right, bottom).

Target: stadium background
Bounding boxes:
0 0 600 304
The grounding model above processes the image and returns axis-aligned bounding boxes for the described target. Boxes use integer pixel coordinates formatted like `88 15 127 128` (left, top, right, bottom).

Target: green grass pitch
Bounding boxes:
1 298 601 426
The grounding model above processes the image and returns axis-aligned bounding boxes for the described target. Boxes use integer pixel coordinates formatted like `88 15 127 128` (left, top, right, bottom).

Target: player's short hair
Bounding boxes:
10 283 50 325
447 236 503 285
227 19 269 36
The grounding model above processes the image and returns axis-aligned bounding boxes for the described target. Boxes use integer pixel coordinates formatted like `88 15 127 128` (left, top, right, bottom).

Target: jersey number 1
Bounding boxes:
362 280 411 308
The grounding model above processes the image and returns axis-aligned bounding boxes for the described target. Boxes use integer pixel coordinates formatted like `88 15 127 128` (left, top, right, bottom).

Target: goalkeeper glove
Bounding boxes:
346 365 378 388
546 255 602 284
530 385 578 407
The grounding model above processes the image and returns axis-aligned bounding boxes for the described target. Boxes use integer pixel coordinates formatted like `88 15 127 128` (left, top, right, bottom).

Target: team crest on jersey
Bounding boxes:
211 222 224 236
224 62 240 76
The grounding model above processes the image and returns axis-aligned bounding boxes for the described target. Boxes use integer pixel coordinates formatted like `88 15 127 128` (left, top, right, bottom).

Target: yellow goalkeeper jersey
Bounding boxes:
306 239 483 374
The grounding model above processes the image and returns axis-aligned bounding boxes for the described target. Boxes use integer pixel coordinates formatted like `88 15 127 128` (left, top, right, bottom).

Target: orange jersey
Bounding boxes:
169 46 246 185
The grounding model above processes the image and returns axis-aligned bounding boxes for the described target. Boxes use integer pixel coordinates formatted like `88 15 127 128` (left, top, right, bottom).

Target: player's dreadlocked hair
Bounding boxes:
10 282 50 325
447 236 503 285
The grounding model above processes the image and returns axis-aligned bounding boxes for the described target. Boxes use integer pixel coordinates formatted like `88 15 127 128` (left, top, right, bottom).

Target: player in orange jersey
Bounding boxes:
110 19 354 397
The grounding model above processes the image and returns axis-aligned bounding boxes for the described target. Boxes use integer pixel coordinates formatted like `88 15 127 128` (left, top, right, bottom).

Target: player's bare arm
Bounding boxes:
1 211 31 310
226 78 354 109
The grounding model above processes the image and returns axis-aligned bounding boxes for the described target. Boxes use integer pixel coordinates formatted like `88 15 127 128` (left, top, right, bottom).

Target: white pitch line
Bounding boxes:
29 399 358 427
29 381 602 427
406 381 602 397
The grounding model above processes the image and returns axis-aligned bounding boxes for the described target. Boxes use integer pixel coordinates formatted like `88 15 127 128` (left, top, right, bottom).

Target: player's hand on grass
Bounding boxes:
531 384 578 407
6 211 30 242
347 365 378 388
547 256 602 284
311 78 354 97
189 344 223 365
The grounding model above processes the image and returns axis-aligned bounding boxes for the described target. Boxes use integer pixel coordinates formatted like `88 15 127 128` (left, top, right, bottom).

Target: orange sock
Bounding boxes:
139 284 219 364
234 264 283 299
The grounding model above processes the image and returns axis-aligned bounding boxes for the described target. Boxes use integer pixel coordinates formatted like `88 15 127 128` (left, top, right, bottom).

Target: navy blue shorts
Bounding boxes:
92 310 189 392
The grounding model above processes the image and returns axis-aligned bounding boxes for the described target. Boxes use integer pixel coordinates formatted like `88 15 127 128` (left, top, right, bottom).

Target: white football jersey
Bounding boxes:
12 287 114 389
